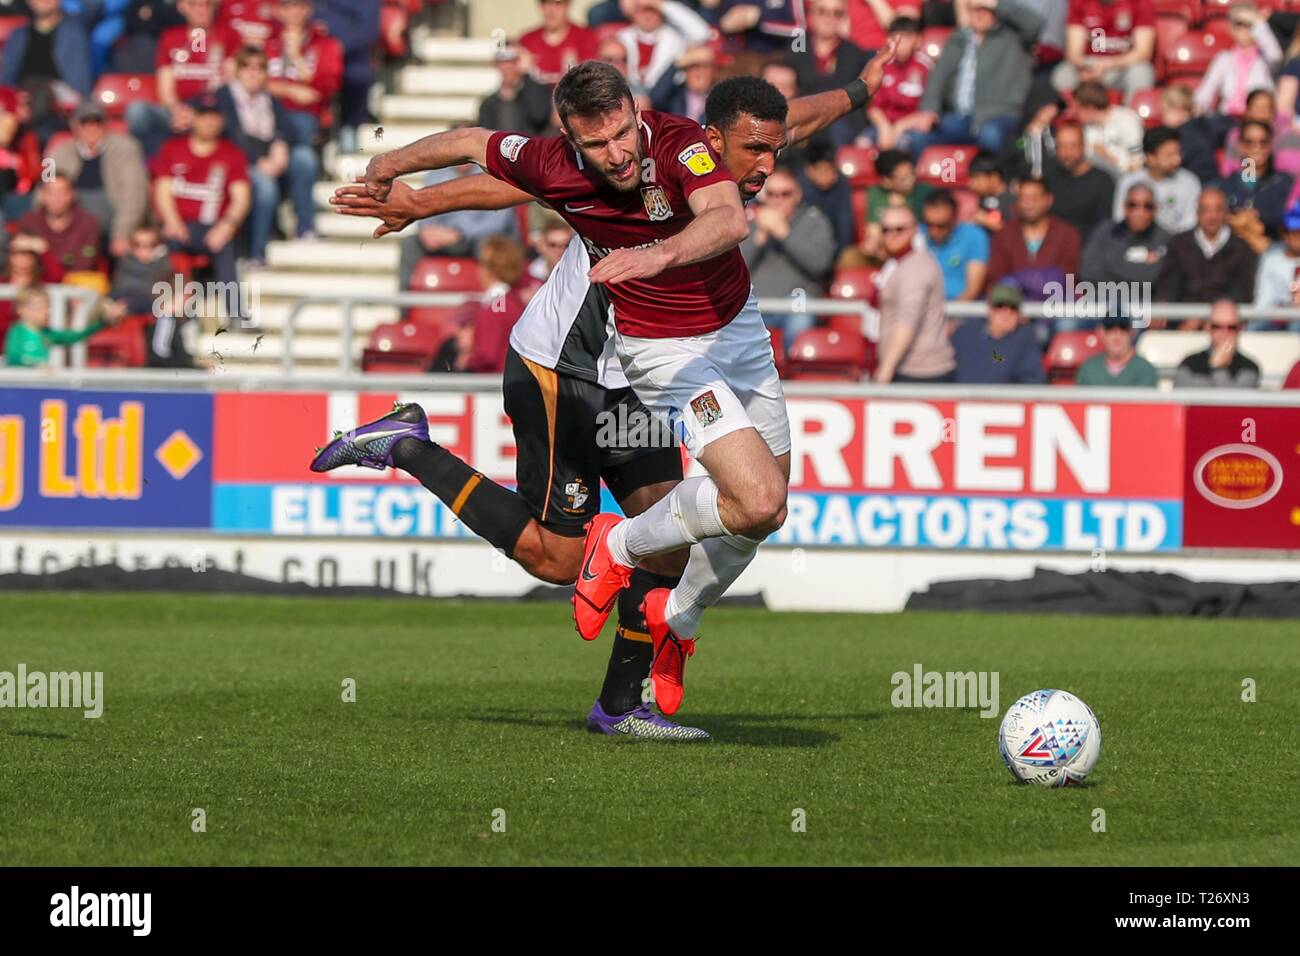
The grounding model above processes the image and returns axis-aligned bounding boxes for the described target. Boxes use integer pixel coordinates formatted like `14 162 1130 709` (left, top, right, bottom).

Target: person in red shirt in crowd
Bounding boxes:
0 248 43 346
11 175 104 284
847 0 920 52
517 0 599 86
1284 358 1300 388
452 236 530 374
784 0 871 146
265 0 345 147
151 94 252 322
220 0 281 48
0 86 34 219
1051 0 1156 100
863 15 931 150
127 0 239 155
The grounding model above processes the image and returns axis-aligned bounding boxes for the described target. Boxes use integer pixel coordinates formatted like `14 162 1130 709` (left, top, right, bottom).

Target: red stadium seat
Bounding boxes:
362 320 449 373
920 26 952 61
917 144 976 187
380 1 409 58
87 316 148 368
409 256 482 292
788 328 874 380
1201 0 1234 19
1202 17 1235 47
43 131 75 156
1130 88 1164 127
1043 330 1103 384
830 266 879 303
1163 31 1222 82
1155 0 1202 21
837 144 877 188
91 73 157 119
1155 17 1191 76
850 186 867 244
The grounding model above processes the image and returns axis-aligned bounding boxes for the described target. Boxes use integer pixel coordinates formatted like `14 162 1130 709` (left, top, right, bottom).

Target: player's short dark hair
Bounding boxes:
1143 125 1179 156
970 151 1005 179
704 75 788 135
553 60 634 129
875 148 913 179
922 189 957 214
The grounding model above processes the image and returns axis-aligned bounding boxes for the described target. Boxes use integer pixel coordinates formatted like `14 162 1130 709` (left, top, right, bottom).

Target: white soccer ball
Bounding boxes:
998 689 1101 787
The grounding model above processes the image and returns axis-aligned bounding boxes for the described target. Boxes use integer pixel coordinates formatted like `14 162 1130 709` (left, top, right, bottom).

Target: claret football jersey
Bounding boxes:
484 110 753 339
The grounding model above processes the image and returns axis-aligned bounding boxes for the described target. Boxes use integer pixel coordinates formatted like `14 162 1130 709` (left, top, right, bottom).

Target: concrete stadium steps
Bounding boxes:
248 270 399 299
397 65 500 97
199 330 359 366
357 123 447 153
411 35 498 66
248 302 399 334
311 176 426 209
266 239 399 272
316 213 410 240
379 94 480 123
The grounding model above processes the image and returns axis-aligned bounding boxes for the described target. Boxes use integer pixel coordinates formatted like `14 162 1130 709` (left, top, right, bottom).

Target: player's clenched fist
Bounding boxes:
587 245 673 285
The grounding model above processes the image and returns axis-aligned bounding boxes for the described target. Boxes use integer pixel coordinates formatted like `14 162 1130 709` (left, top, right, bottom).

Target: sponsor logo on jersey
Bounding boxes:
499 134 529 162
641 186 673 222
678 142 716 176
690 390 723 426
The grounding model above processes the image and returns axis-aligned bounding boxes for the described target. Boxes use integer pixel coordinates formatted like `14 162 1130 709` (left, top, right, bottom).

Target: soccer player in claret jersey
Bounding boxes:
315 49 893 739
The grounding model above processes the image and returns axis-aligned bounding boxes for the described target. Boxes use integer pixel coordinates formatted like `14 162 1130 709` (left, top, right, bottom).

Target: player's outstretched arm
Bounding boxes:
363 126 495 202
332 176 538 238
588 180 748 285
785 36 897 144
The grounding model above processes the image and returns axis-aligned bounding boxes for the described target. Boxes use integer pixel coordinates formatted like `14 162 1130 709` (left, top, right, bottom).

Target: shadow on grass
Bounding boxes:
467 709 884 748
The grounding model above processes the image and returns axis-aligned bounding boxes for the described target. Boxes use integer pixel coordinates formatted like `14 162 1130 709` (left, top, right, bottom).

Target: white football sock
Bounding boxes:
607 476 729 567
663 533 762 638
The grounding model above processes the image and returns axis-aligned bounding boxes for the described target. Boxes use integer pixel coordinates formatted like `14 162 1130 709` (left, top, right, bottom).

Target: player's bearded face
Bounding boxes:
709 116 789 202
565 103 645 193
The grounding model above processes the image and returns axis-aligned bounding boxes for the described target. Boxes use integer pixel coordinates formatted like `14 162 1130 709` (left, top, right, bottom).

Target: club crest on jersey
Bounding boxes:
564 480 590 511
499 134 529 162
690 390 724 426
678 142 716 176
641 186 673 222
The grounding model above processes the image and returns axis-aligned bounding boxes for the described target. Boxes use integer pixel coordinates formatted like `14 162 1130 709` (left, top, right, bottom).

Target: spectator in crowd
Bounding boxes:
783 0 870 143
1174 299 1261 387
717 0 811 55
649 44 716 125
864 16 932 152
220 0 281 49
0 0 93 105
127 0 238 155
1043 120 1115 242
1076 314 1158 385
1072 79 1144 177
874 205 957 383
912 0 1045 156
760 61 799 102
108 224 175 315
527 213 573 284
1218 89 1300 179
47 102 150 259
741 166 838 349
922 188 989 301
987 176 1081 299
397 165 521 291
617 0 712 93
0 248 42 344
951 282 1046 383
597 36 632 74
217 45 320 263
453 236 530 374
1216 120 1296 244
968 150 1014 233
316 0 381 154
1113 126 1200 235
265 0 345 147
1251 201 1300 328
1157 187 1256 306
1018 82 1067 178
3 285 110 368
1194 3 1280 118
112 0 188 74
1082 182 1168 285
517 0 599 85
797 136 857 254
860 148 933 257
11 174 103 283
477 46 553 136
151 94 251 319
0 85 31 216
848 0 919 54
1161 83 1228 183
1051 0 1156 99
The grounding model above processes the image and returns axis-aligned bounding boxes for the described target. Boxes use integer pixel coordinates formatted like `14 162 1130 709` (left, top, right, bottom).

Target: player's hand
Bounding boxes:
331 178 419 238
860 35 898 98
363 153 399 202
587 245 671 285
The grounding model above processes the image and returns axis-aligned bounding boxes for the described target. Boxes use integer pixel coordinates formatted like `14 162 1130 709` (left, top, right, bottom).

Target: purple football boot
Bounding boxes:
585 700 710 741
310 402 429 472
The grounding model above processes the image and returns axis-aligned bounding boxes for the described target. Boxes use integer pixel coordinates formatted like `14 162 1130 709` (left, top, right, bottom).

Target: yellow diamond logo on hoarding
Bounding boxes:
155 430 202 480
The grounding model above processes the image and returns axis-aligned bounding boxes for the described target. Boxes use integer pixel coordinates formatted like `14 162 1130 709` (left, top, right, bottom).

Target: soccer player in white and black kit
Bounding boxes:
316 49 893 739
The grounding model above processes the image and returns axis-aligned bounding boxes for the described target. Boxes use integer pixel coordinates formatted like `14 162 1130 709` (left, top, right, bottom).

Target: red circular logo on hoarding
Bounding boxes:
1193 444 1283 510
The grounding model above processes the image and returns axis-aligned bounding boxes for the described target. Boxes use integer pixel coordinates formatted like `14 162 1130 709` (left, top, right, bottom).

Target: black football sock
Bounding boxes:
598 567 681 716
391 437 533 556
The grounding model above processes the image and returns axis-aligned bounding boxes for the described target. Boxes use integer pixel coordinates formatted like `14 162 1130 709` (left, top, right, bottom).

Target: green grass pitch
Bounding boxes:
1 593 1297 866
